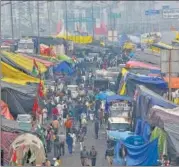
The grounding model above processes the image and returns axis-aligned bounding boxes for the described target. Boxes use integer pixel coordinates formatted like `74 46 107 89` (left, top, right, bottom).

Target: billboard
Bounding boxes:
145 9 160 16
162 8 179 19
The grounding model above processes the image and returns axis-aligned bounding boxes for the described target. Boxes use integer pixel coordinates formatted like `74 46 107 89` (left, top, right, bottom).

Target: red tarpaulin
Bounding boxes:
94 22 107 35
0 100 14 120
23 54 54 67
1 131 18 164
126 61 160 70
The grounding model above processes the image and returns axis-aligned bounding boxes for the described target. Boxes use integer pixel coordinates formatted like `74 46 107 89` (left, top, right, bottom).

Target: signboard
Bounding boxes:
108 30 118 42
160 49 179 75
145 9 160 16
162 8 179 19
109 13 121 19
111 101 131 111
68 17 93 22
162 5 170 10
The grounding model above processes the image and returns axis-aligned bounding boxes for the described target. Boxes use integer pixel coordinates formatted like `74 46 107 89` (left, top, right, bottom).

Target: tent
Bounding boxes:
126 60 160 70
95 91 115 100
0 100 14 120
2 51 47 73
1 117 31 164
119 33 130 47
10 133 46 166
119 72 168 97
149 106 179 162
23 54 54 67
106 95 132 104
1 81 39 118
57 54 73 63
134 85 177 121
1 61 40 85
113 139 158 166
53 61 74 75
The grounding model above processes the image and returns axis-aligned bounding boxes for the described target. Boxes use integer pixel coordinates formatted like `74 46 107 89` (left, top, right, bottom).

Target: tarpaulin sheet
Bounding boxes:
23 54 54 67
1 81 37 117
95 91 115 100
1 54 32 76
0 100 14 120
126 60 160 70
57 54 73 63
149 105 179 129
134 85 177 121
1 61 40 85
1 131 19 164
119 34 130 47
53 61 74 75
107 131 134 141
113 139 158 166
106 95 132 103
164 123 179 161
2 51 47 73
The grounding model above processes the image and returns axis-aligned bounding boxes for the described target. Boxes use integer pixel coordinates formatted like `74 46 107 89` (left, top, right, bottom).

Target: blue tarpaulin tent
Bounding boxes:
95 91 115 100
53 61 74 75
113 138 158 166
119 34 130 47
106 95 132 103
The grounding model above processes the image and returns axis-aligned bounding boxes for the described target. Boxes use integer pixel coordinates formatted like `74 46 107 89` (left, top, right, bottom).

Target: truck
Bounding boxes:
16 39 35 54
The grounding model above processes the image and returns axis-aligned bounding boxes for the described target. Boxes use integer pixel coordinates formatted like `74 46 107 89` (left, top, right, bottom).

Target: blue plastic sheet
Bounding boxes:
53 61 74 75
106 95 132 103
113 138 159 166
95 91 115 100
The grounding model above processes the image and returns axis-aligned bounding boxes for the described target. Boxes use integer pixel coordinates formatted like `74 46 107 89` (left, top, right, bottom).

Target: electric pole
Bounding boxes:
65 1 68 39
28 1 33 36
37 1 40 54
10 0 14 39
47 1 51 36
91 2 94 39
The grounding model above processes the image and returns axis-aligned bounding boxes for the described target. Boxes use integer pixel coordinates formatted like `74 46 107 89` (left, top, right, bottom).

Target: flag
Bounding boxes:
32 59 39 76
32 98 39 115
11 150 17 163
38 80 44 97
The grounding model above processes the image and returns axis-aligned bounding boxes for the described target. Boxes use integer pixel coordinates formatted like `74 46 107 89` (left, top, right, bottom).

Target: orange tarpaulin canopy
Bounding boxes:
126 61 160 70
0 100 14 120
23 54 54 67
164 77 179 89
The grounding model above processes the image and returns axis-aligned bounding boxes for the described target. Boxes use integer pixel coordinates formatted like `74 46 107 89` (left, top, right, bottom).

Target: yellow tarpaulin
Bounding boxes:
2 62 40 85
56 35 93 44
119 68 128 95
2 51 47 73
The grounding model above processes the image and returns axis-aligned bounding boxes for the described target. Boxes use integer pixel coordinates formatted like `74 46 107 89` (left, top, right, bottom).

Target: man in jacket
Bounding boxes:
80 146 89 166
90 146 97 166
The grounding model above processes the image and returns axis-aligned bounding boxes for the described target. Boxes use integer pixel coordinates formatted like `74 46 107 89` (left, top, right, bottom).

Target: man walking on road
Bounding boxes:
53 133 61 158
90 146 97 166
94 118 99 139
80 146 89 166
59 132 66 156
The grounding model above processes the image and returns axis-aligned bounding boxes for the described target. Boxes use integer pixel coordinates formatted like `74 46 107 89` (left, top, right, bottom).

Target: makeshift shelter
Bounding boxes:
119 33 130 48
53 61 74 75
1 117 31 165
95 91 115 100
23 54 54 67
149 106 179 161
57 54 73 63
126 60 160 70
0 100 14 120
119 71 168 97
9 133 46 166
2 51 47 74
1 61 40 85
114 139 158 166
134 85 177 120
164 77 179 89
1 81 37 118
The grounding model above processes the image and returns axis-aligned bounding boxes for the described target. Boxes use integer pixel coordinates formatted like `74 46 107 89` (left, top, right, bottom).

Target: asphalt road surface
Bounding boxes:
47 121 108 166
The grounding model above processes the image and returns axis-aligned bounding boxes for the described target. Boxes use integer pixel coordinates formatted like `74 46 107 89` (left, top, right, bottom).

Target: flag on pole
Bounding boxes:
32 98 39 115
32 59 39 76
38 80 44 97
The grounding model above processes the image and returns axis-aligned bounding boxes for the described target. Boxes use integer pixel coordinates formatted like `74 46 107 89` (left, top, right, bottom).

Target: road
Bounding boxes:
47 121 108 166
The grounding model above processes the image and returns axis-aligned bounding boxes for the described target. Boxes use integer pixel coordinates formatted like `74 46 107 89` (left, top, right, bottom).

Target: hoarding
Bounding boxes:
162 8 179 19
145 9 160 16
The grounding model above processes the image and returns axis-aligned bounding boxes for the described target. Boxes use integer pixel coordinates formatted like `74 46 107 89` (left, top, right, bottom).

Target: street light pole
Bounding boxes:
10 0 14 39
